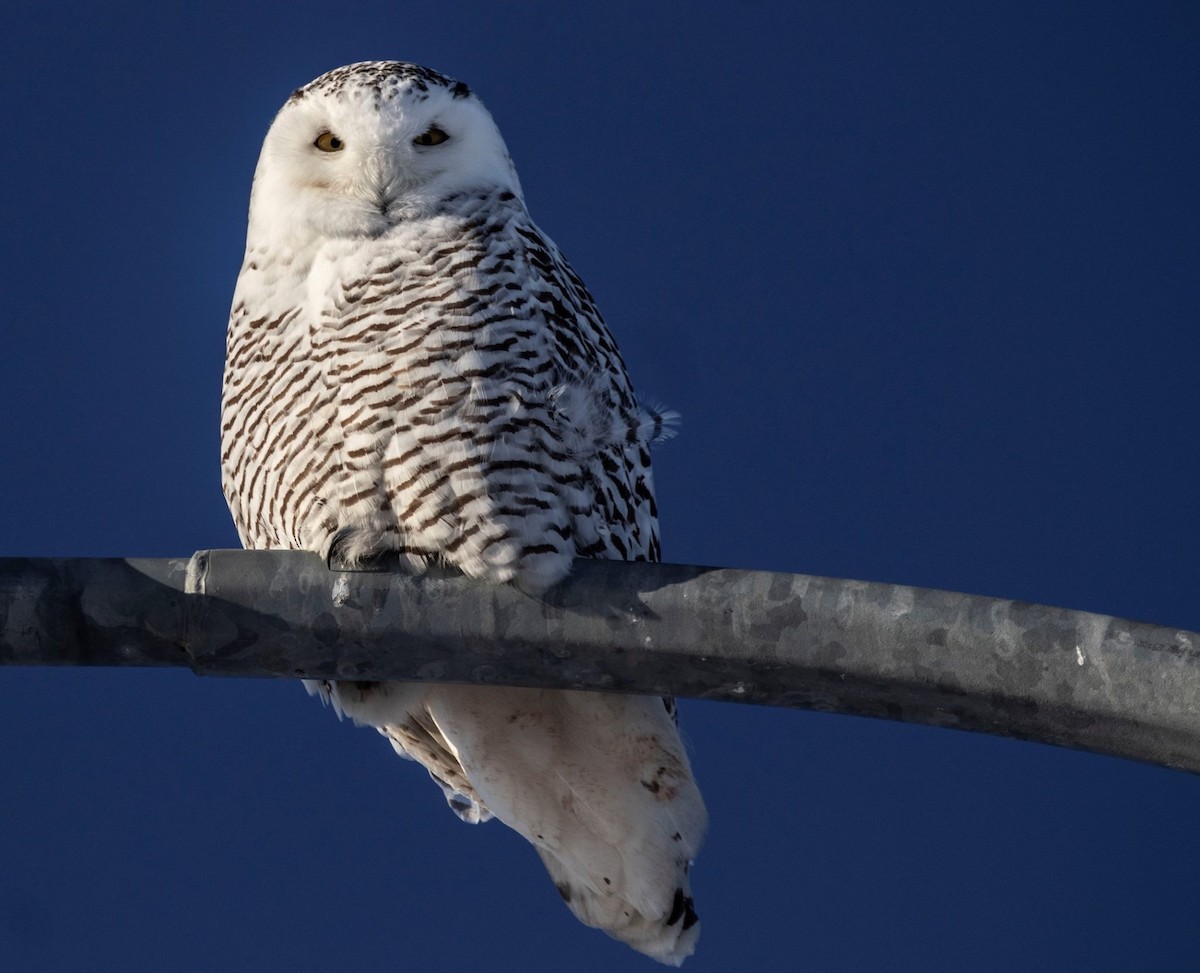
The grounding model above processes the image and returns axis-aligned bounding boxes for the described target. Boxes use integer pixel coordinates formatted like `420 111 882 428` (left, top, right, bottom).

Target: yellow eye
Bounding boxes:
413 126 449 146
314 131 344 152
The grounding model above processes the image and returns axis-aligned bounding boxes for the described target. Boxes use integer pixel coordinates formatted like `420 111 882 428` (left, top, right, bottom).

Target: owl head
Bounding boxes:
247 61 523 244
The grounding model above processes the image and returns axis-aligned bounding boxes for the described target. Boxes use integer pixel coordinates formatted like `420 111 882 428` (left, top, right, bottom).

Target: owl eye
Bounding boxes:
314 132 344 152
413 126 449 146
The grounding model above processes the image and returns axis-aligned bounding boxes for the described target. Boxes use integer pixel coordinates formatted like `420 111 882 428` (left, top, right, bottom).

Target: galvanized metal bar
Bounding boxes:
1 551 1197 773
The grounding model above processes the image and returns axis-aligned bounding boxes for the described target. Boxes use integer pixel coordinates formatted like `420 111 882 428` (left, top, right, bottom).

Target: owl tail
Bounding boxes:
536 845 701 966
418 685 708 966
320 680 707 965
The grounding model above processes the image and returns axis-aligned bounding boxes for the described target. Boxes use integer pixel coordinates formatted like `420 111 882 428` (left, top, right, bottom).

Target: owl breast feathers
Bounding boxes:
221 61 706 965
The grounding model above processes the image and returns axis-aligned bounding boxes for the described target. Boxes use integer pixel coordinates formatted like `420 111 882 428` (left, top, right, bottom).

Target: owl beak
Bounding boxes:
359 149 403 218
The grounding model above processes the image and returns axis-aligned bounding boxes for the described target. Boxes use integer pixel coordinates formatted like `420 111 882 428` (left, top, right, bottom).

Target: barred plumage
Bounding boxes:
221 62 705 964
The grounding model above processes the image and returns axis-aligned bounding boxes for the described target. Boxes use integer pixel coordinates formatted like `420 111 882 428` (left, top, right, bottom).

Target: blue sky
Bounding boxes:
1 2 1197 971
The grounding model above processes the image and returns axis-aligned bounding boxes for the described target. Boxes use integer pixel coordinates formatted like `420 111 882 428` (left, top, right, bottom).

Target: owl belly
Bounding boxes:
322 354 576 590
309 244 579 590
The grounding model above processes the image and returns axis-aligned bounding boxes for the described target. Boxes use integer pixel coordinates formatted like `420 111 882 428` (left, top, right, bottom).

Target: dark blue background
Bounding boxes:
2 3 1197 970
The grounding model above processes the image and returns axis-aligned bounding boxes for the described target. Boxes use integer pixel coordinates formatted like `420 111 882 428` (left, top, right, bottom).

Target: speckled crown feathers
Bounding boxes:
288 60 472 105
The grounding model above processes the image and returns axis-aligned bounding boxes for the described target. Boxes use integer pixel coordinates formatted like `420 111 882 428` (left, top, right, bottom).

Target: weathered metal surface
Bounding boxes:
1 551 1197 772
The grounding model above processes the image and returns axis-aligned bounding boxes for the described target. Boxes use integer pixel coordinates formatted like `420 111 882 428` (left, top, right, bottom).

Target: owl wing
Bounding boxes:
513 220 672 567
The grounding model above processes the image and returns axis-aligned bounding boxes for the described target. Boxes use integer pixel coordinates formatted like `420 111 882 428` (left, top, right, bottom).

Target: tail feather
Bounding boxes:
326 680 707 964
537 845 701 966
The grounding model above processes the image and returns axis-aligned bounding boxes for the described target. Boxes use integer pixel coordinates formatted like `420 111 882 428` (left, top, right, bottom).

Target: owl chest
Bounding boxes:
309 286 540 453
279 249 560 550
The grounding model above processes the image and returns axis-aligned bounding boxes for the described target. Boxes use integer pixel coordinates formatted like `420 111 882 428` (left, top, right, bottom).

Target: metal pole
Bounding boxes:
1 550 1197 773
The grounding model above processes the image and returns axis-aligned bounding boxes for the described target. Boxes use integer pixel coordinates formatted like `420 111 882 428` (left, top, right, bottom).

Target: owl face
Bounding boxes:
248 62 522 244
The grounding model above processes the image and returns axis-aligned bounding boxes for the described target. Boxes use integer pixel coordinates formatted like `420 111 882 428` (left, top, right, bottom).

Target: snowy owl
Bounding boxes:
221 62 707 964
